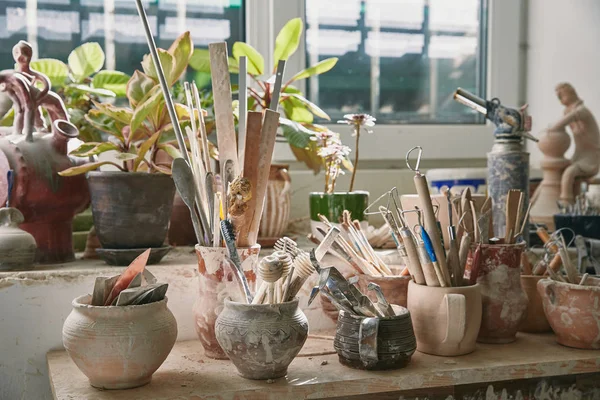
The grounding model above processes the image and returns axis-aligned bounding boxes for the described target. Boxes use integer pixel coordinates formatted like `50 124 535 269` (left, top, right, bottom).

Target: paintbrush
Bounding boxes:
220 219 253 303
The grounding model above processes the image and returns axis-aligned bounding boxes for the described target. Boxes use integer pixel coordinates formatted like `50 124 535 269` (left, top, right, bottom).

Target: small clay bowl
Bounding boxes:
215 298 309 380
334 305 416 370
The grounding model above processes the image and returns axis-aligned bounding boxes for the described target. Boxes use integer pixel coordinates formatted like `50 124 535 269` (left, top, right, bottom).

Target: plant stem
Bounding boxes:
349 124 360 192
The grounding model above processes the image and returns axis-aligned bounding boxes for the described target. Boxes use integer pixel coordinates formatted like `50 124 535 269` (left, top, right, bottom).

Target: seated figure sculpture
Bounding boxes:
551 83 600 203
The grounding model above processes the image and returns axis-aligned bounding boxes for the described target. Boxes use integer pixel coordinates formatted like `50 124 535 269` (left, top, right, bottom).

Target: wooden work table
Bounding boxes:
48 332 600 400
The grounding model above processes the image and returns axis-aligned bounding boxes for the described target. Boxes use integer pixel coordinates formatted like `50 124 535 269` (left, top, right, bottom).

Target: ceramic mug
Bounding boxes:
407 280 482 356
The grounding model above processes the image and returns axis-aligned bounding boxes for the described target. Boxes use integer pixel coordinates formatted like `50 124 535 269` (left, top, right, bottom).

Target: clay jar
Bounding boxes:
193 245 260 359
538 277 600 349
62 294 177 389
0 207 36 270
357 274 410 307
407 280 482 356
519 275 551 333
215 298 308 380
258 164 291 244
466 243 528 343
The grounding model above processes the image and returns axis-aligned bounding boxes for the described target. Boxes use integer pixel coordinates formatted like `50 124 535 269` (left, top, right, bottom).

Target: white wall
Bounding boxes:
526 0 600 166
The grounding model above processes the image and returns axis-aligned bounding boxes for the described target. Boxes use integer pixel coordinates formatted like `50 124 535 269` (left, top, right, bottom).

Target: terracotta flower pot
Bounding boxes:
192 244 260 359
538 277 600 349
519 275 552 333
334 306 416 370
407 280 482 356
215 298 308 380
87 171 175 249
62 294 177 390
309 191 369 237
258 164 291 245
466 243 528 344
357 274 410 307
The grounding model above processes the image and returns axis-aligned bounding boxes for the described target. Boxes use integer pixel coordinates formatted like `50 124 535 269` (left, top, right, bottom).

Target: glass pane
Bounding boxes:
305 0 487 124
0 0 244 80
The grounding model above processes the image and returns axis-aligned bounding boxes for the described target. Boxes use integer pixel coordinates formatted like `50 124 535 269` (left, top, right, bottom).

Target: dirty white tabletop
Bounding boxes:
48 333 600 400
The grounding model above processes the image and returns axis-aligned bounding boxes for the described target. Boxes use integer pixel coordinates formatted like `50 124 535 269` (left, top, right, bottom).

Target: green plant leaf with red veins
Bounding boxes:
290 57 338 82
141 49 174 85
232 42 264 76
58 161 123 177
273 18 303 70
287 93 330 120
168 31 193 84
85 110 125 142
127 71 156 108
93 103 133 125
69 142 120 157
130 87 164 137
133 131 161 171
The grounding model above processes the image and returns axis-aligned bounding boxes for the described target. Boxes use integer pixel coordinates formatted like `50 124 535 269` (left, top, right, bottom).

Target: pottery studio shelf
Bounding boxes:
47 333 600 400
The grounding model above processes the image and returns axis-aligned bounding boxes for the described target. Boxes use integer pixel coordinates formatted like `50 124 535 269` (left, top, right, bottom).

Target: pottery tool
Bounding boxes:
237 56 248 166
575 235 594 273
191 83 212 174
284 252 315 301
91 275 119 306
269 60 286 111
579 273 590 285
480 196 494 240
315 226 341 261
504 189 521 244
314 226 372 275
468 243 482 285
443 188 462 286
258 254 284 304
406 146 451 285
6 170 13 207
275 250 293 303
133 0 188 165
458 231 472 281
421 227 448 287
104 249 151 306
457 188 474 239
558 234 579 283
172 158 208 246
220 219 253 304
521 251 533 275
212 193 221 247
115 282 168 306
398 227 426 284
353 219 393 275
533 226 560 275
367 282 395 317
209 42 238 177
274 237 300 259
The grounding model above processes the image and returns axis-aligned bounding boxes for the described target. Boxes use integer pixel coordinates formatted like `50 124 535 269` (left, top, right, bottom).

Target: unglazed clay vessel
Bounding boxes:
407 280 482 356
62 294 177 390
466 243 528 344
258 164 291 245
519 275 551 333
0 207 36 270
357 274 410 307
193 245 260 359
538 277 600 349
215 298 308 380
334 305 416 370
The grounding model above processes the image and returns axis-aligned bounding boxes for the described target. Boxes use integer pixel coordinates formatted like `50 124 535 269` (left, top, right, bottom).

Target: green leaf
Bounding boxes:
168 31 193 84
115 152 138 161
232 42 264 76
126 71 156 108
69 142 120 157
94 103 133 125
141 50 174 86
281 123 312 149
85 109 125 141
0 108 15 127
283 85 302 94
288 93 330 120
58 161 120 176
68 84 116 98
130 88 164 137
283 98 313 123
190 48 240 74
134 131 160 171
273 18 303 70
93 70 130 97
30 59 69 88
68 42 105 82
290 142 322 174
290 57 338 82
158 143 182 159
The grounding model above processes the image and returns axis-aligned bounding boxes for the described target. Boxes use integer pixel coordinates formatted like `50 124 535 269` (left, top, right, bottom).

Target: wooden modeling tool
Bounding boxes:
258 255 283 304
192 83 212 174
398 227 426 285
504 189 521 244
209 42 239 177
521 251 533 275
238 56 248 166
480 196 494 240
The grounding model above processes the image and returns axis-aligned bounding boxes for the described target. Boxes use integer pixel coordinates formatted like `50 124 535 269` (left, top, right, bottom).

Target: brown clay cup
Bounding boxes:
466 242 528 344
215 298 309 380
357 274 410 308
193 245 260 359
407 280 482 356
538 277 600 349
519 275 552 333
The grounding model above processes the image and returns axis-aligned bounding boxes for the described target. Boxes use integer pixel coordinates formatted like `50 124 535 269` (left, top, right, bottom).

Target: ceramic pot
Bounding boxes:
519 275 552 333
407 280 482 356
167 192 196 246
357 274 410 308
215 298 308 380
538 277 600 349
0 207 36 270
87 171 175 249
62 294 177 389
334 306 416 370
193 244 260 359
466 243 528 343
258 164 291 245
309 191 369 238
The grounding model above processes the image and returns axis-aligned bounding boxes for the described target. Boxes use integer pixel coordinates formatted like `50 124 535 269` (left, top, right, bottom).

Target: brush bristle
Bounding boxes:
220 219 236 243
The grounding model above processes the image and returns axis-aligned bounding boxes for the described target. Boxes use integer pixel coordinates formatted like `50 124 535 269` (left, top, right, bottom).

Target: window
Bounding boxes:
304 0 487 125
0 0 245 76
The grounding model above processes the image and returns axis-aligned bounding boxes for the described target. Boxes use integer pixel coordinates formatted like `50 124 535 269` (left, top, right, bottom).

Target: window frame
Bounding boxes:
246 0 524 161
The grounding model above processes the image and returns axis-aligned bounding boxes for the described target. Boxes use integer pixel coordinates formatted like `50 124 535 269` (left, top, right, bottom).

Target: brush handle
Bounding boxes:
6 170 13 207
252 282 268 305
399 228 426 285
416 243 441 287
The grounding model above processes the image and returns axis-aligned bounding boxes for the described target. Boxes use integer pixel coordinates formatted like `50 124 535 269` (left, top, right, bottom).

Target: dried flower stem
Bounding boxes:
349 123 360 192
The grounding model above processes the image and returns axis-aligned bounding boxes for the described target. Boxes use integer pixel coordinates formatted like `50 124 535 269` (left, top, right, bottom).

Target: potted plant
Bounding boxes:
58 32 194 264
309 114 375 233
